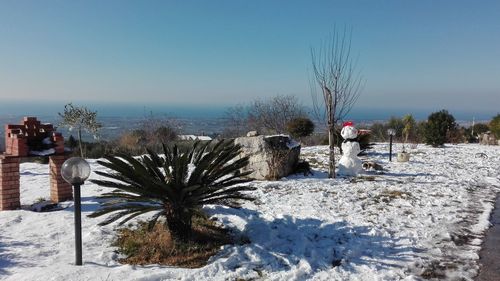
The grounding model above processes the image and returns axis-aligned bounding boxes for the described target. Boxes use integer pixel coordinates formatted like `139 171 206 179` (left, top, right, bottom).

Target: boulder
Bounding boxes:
234 135 300 180
480 132 497 145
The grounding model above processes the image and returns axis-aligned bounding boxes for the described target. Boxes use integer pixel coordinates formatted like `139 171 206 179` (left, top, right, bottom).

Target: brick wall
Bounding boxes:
1 117 71 211
4 117 64 157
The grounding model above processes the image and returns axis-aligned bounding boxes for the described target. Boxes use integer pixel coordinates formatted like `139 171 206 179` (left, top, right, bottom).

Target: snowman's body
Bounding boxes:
337 126 363 176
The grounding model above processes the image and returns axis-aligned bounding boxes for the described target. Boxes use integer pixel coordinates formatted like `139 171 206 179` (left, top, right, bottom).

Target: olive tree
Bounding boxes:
490 114 500 139
59 103 102 157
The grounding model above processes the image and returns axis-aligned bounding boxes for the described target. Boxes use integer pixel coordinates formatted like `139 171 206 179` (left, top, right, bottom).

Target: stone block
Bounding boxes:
234 135 300 180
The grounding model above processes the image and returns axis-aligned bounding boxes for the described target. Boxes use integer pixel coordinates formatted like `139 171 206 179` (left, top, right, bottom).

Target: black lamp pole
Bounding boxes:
62 157 90 267
73 182 82 266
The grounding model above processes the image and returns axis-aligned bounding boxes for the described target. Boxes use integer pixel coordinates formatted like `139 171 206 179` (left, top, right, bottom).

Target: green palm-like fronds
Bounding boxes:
89 139 254 240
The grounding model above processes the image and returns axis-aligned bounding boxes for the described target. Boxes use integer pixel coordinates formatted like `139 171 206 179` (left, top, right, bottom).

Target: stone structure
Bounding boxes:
0 117 71 211
246 131 259 137
234 135 300 180
480 132 498 146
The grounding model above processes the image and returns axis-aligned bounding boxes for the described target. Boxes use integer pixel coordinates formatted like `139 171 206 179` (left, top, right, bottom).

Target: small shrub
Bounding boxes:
293 160 313 176
490 114 500 139
387 116 405 140
369 122 387 142
472 123 490 136
356 132 373 153
67 140 115 159
154 126 177 143
116 131 147 155
286 117 315 139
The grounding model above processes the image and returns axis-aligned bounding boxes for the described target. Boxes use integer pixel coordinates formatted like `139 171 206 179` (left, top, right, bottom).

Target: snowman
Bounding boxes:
337 121 363 177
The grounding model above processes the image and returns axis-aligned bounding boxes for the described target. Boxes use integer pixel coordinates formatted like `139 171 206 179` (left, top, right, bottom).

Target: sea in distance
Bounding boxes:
0 101 495 150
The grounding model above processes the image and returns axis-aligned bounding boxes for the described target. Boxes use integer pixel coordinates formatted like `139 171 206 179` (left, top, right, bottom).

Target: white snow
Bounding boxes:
178 135 212 141
29 148 55 156
0 143 499 281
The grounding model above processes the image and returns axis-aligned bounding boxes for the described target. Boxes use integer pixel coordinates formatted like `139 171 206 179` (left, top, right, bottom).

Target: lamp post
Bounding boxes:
61 157 91 266
387 128 396 161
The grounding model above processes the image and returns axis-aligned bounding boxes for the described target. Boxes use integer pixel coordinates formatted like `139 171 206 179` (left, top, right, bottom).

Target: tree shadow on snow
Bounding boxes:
286 169 329 180
207 206 422 278
0 235 36 276
59 196 102 214
365 151 392 158
20 170 49 176
382 172 434 178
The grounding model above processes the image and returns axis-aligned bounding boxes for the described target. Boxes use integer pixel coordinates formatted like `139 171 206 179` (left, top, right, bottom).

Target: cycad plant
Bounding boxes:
89 139 254 241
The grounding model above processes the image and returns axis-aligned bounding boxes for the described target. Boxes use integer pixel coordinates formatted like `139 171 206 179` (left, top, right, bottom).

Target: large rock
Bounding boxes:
480 132 497 145
234 135 301 180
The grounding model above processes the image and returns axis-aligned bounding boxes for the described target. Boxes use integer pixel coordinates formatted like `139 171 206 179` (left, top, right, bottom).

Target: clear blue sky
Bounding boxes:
1 0 499 116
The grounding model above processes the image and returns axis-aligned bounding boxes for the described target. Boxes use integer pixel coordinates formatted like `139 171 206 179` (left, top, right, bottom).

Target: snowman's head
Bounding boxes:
341 123 358 140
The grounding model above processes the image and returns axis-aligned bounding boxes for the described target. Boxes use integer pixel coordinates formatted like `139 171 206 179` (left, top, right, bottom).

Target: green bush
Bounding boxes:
356 132 373 153
387 116 405 140
286 117 315 139
369 122 387 142
423 110 457 146
490 114 500 138
472 123 490 136
369 116 415 143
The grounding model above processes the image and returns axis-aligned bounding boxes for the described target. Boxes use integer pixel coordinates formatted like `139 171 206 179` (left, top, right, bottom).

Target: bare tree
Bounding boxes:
222 104 251 138
248 94 307 134
223 95 307 137
311 27 363 178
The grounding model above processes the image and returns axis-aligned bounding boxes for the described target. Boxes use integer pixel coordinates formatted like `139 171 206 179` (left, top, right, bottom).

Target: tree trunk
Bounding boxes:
78 128 83 158
326 89 336 178
165 204 192 242
328 125 336 178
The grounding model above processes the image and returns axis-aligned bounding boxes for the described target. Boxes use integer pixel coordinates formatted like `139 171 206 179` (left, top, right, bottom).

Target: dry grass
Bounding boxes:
371 189 412 204
350 175 376 183
114 216 233 268
117 132 142 151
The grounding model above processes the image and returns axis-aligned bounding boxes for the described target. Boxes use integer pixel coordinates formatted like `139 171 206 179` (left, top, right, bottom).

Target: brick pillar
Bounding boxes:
49 155 73 202
5 126 28 157
52 132 65 155
0 156 20 210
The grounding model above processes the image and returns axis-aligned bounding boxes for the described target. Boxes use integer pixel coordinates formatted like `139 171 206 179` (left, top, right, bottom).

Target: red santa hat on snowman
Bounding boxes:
341 121 358 140
343 121 354 127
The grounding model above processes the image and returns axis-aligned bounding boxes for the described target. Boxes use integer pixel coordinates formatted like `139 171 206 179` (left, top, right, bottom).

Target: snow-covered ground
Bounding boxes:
1 143 499 281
